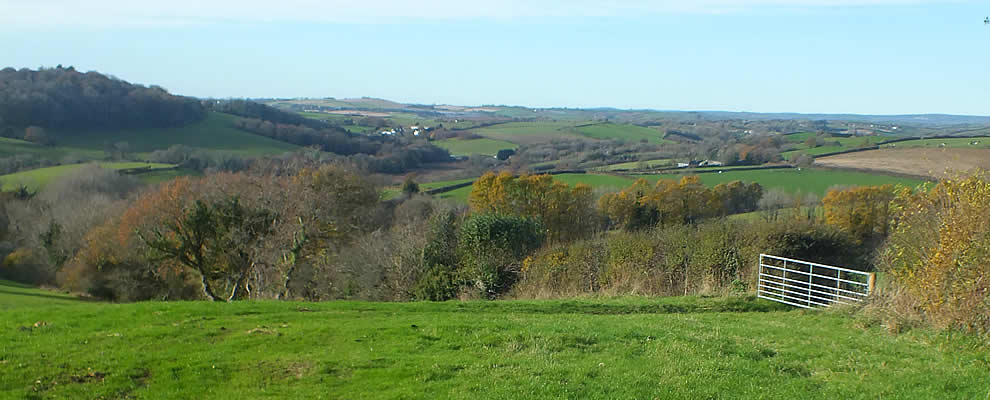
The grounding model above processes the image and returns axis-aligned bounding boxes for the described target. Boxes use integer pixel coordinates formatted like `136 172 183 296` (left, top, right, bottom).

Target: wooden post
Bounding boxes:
867 273 876 295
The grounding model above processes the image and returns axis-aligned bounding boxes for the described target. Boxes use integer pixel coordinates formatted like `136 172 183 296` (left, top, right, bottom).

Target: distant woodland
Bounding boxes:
0 66 205 131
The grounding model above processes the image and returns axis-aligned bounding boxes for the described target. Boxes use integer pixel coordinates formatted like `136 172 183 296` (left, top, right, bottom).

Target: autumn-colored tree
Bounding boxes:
469 172 596 242
601 176 729 230
822 185 896 245
878 172 989 333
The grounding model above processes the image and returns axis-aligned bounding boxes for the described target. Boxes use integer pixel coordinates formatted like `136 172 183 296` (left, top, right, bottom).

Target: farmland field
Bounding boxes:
815 148 990 179
1 280 988 399
48 112 300 157
0 162 176 191
635 168 927 195
470 122 583 145
470 121 671 146
596 158 672 171
880 137 990 149
782 135 891 160
435 138 518 156
572 123 666 143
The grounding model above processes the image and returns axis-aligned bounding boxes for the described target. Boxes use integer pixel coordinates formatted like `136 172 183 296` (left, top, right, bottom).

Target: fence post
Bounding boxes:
867 273 876 295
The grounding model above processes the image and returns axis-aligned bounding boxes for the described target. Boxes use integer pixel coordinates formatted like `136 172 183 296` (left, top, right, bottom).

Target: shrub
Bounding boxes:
877 172 990 334
457 213 544 298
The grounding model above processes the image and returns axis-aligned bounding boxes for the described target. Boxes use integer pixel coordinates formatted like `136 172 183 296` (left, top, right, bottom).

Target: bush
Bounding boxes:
877 172 990 334
457 213 544 298
515 219 863 299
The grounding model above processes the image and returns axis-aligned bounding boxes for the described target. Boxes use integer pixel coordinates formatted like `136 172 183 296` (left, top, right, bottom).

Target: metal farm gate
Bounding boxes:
757 254 875 309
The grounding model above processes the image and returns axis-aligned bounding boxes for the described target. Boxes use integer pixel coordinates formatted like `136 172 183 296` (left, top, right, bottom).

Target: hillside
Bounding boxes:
1 281 987 399
0 66 204 130
0 162 175 191
46 112 300 156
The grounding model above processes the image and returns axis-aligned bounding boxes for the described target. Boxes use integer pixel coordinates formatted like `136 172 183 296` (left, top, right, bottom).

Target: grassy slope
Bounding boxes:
783 136 892 160
0 162 176 191
572 123 667 144
635 168 927 196
48 112 299 157
881 137 990 149
470 122 584 145
596 159 673 171
435 138 518 156
1 281 988 399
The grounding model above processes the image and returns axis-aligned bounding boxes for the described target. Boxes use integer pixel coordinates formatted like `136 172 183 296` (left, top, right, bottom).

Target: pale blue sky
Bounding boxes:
2 1 988 115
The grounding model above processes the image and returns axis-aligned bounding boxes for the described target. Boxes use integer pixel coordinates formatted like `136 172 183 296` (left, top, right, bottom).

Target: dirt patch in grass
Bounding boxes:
814 148 990 179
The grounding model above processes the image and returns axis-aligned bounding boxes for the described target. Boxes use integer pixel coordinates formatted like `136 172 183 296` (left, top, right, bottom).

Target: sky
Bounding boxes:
1 1 988 115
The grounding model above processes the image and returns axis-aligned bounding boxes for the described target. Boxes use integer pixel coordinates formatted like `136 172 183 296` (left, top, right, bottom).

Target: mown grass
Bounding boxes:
1 281 987 399
0 162 176 191
435 138 518 156
635 168 927 196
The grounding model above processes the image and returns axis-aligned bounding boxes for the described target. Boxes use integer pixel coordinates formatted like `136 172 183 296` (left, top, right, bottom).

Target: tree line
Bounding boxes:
0 66 205 132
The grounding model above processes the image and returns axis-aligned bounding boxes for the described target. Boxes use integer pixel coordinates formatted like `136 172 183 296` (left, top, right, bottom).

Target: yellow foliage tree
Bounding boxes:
822 185 896 244
878 172 989 333
469 172 596 242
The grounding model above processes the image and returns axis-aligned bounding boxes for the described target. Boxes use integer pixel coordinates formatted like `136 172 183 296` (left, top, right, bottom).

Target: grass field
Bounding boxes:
435 138 518 156
881 137 990 149
471 121 671 146
1 280 988 399
782 136 891 160
635 168 927 196
470 122 587 145
0 162 176 191
48 112 300 157
0 137 102 160
595 159 673 171
572 123 666 144
422 178 477 190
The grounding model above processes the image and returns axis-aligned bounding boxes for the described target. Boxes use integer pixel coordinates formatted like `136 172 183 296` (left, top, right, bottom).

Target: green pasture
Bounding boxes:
0 162 177 191
572 123 667 143
435 138 518 156
47 112 299 157
635 168 928 196
880 137 990 149
470 122 585 144
1 280 988 399
596 159 673 171
783 136 891 160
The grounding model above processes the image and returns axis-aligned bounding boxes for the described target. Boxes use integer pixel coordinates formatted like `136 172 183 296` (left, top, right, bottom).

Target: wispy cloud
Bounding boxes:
2 0 937 28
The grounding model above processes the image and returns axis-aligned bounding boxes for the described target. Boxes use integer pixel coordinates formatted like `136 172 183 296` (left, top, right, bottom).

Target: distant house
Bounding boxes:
677 162 690 168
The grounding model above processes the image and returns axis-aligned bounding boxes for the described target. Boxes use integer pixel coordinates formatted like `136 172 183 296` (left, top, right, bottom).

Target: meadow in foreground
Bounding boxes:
1 281 987 399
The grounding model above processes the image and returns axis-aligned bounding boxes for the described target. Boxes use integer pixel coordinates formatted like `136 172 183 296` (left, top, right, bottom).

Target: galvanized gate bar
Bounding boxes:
757 254 875 309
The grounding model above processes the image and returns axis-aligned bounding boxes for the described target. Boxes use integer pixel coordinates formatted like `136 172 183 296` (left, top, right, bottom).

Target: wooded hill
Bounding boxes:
0 66 205 131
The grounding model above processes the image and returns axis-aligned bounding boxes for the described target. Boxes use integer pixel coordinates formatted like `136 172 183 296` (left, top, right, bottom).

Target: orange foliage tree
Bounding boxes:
469 172 596 242
822 185 896 245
